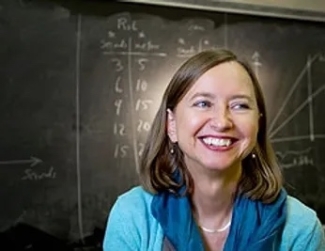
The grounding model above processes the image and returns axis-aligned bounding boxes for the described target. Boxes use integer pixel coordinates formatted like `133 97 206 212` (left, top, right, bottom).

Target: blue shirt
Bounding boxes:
103 186 325 251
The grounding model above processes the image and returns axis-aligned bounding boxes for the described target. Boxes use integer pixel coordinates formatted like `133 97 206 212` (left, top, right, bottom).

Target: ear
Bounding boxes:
166 109 178 143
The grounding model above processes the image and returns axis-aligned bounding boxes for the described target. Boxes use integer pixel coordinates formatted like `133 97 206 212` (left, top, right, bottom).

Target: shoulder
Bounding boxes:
108 186 155 224
116 186 154 207
280 195 325 250
286 195 318 222
103 186 163 251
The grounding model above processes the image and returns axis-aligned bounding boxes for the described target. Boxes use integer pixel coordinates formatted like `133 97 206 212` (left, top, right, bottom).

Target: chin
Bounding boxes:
202 159 240 172
203 163 233 171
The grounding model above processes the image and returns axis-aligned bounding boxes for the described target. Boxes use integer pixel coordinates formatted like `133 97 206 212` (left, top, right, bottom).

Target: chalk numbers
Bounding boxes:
114 144 129 158
112 56 127 158
109 21 154 158
111 58 124 72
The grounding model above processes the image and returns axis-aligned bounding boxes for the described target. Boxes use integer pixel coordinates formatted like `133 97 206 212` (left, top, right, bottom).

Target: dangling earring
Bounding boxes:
251 153 256 159
170 148 174 154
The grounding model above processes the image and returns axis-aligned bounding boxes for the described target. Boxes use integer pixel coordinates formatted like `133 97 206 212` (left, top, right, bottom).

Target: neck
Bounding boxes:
188 164 242 230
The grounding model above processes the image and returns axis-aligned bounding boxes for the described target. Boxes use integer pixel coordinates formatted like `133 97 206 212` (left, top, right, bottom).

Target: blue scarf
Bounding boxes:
151 187 287 251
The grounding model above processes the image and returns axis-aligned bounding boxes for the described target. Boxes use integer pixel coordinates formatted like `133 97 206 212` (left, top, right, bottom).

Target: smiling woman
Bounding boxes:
103 49 325 251
166 60 259 180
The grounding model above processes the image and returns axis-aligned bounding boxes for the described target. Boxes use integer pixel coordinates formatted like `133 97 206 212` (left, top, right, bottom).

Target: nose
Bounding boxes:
210 107 233 131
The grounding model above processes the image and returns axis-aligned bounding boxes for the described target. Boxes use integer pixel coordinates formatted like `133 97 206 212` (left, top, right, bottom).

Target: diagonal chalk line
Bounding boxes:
270 84 325 138
268 54 319 134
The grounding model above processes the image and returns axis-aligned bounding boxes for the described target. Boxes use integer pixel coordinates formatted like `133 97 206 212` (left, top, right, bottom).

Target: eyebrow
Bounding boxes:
188 92 254 102
230 94 255 103
188 92 215 101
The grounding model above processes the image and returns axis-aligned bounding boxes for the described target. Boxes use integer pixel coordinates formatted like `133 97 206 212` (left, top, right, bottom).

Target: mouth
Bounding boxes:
200 137 237 148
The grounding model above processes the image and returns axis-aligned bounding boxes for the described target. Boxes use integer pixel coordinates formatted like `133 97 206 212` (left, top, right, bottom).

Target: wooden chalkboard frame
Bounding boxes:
120 0 325 22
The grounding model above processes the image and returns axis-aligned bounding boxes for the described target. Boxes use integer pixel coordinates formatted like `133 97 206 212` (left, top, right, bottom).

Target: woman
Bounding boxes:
103 49 325 250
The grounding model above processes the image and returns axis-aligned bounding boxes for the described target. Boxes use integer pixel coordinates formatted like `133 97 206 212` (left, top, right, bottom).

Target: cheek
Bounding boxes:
176 115 206 152
177 113 209 139
236 117 259 140
237 120 259 158
243 121 259 144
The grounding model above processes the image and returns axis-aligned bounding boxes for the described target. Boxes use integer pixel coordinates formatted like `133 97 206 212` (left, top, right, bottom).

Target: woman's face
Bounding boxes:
167 61 259 173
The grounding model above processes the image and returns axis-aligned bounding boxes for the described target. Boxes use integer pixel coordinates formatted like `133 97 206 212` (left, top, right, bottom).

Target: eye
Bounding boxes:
193 100 212 108
231 103 250 110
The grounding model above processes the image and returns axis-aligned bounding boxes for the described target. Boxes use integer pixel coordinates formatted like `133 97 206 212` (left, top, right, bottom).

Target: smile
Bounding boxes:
201 137 234 147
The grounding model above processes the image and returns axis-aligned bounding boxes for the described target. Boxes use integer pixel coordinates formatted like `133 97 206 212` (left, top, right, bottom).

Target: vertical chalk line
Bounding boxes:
127 37 140 172
268 54 318 134
307 55 314 141
75 14 84 241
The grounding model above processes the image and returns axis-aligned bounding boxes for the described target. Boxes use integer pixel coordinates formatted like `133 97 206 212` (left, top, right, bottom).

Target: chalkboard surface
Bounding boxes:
0 0 325 242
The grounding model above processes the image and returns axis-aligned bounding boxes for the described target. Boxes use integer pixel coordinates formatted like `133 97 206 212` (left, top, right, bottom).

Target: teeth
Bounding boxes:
202 138 231 147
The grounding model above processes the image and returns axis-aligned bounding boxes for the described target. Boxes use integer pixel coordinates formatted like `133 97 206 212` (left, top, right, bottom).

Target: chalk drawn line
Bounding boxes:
268 54 319 134
103 51 167 57
127 37 140 173
307 55 314 141
270 84 325 139
271 134 325 143
75 14 84 241
275 147 311 159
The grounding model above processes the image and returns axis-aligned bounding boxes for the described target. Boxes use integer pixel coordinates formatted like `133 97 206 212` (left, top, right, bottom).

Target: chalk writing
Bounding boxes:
188 24 205 31
114 76 123 93
111 58 124 71
113 143 145 158
135 79 148 91
117 17 138 31
137 58 149 71
135 99 153 111
101 39 128 51
21 166 56 181
134 41 160 52
176 38 213 57
114 99 123 116
114 144 129 158
137 119 151 132
101 16 166 162
113 123 126 136
276 148 314 169
138 143 145 156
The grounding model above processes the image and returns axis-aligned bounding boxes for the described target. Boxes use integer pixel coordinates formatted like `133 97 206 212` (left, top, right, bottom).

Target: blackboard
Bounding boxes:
1 0 325 242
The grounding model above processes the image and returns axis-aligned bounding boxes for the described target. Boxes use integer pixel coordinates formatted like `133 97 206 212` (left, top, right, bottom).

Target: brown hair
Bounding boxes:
138 49 283 203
